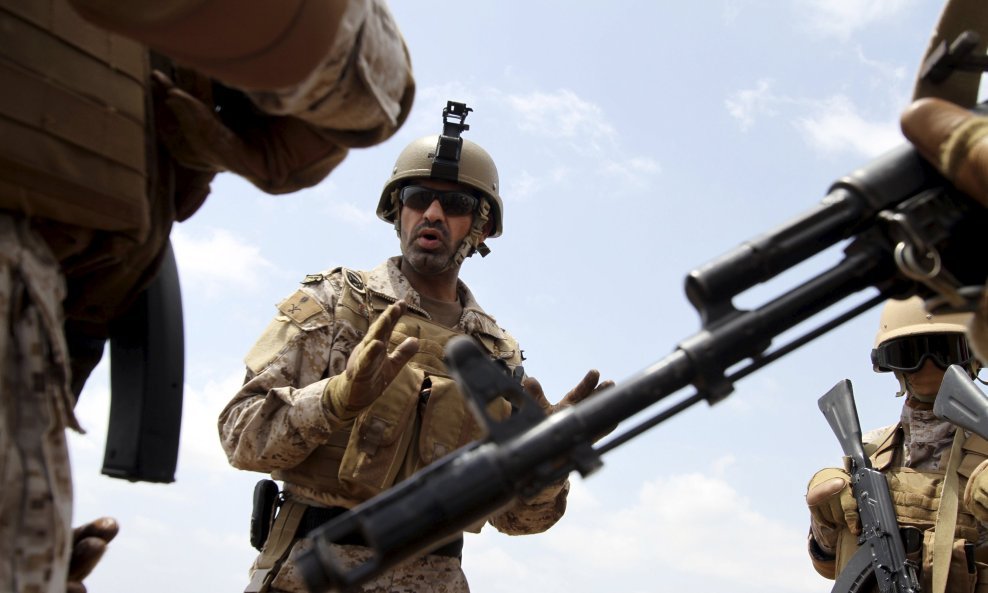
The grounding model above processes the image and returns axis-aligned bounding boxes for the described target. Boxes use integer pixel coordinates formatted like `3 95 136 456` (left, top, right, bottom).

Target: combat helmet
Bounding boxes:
871 295 977 383
377 101 502 266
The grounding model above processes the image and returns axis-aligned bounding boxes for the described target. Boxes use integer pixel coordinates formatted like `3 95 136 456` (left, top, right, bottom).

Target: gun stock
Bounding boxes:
818 380 869 468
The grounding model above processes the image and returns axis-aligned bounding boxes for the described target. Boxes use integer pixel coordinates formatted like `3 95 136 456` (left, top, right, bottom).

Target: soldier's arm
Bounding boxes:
487 480 571 536
484 366 612 535
218 289 349 472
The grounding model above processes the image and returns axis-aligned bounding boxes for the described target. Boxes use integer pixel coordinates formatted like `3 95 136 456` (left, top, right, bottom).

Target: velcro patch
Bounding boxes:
278 289 324 324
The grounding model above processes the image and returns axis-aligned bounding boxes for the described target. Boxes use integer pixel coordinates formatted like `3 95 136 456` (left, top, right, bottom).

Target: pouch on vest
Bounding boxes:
919 529 979 593
337 363 421 500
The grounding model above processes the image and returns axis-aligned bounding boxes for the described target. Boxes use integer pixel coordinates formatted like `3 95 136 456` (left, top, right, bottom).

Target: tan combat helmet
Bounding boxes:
871 295 977 391
377 101 503 266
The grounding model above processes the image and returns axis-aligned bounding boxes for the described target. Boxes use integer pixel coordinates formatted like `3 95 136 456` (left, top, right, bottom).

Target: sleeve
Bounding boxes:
485 330 571 535
245 0 414 146
488 480 570 536
217 285 355 472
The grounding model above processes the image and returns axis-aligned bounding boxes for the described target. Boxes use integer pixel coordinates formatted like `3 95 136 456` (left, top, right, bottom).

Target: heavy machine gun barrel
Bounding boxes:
297 107 988 592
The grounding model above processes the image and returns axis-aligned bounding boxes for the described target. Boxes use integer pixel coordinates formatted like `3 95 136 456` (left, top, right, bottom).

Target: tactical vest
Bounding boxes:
273 269 514 507
835 425 988 593
0 0 149 238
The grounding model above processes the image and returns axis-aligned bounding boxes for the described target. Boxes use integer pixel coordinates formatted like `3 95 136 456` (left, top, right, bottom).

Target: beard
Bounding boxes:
400 221 459 275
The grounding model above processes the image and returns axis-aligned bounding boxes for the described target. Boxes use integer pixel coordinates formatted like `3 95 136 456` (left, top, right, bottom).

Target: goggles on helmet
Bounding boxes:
871 333 973 373
399 185 479 217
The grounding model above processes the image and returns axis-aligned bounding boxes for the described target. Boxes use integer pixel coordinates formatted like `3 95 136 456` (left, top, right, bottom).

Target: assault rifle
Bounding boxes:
818 380 922 593
295 101 988 590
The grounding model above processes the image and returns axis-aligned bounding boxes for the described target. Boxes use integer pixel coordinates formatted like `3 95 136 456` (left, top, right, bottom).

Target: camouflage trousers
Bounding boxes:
0 213 77 593
260 537 470 593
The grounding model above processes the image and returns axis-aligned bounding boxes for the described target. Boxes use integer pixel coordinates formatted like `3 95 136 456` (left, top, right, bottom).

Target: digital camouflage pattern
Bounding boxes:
899 405 960 471
219 257 569 592
0 214 77 593
266 538 470 593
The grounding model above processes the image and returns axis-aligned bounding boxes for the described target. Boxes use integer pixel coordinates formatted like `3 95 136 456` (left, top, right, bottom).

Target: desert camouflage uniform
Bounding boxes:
219 257 569 593
0 214 78 593
0 0 413 590
809 403 988 592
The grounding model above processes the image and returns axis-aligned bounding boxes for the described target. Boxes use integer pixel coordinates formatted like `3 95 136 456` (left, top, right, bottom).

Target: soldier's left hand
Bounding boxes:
67 516 119 593
900 97 988 207
900 97 988 363
523 369 613 416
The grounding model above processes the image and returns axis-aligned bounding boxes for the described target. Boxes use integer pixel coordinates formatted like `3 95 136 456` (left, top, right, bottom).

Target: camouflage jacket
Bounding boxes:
218 257 569 535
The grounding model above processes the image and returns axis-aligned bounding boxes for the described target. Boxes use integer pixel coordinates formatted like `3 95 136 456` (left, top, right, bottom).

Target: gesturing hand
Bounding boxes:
323 300 420 419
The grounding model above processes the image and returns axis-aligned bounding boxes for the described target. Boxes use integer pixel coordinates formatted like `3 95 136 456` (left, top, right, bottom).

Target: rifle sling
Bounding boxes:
932 428 965 593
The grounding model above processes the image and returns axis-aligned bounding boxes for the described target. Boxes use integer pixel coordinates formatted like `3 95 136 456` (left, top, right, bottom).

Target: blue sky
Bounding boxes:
67 1 984 592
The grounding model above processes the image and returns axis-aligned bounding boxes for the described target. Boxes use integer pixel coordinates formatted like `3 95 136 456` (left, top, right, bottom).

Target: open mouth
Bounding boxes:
415 227 445 249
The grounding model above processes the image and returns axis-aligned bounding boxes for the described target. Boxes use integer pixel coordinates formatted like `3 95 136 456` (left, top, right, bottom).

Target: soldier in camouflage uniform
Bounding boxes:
0 1 414 591
218 104 609 593
806 296 988 593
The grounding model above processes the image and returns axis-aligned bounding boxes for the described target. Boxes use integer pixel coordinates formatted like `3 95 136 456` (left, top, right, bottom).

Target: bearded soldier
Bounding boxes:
218 102 609 593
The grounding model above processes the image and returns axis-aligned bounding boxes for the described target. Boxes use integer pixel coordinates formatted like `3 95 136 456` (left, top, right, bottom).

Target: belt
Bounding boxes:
295 505 464 559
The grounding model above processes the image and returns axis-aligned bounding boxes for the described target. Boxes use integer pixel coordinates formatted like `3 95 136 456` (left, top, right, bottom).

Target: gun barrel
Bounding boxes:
686 144 938 320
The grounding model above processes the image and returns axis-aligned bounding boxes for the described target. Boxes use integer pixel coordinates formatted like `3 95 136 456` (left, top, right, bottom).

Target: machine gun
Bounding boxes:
295 31 988 590
295 109 988 592
818 380 922 593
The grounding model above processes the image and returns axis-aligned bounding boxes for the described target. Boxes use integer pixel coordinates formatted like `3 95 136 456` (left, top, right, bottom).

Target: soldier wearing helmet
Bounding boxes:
805 296 988 592
219 101 610 593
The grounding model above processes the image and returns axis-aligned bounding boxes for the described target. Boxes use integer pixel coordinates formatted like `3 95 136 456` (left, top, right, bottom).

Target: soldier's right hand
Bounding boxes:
806 467 860 552
322 301 419 421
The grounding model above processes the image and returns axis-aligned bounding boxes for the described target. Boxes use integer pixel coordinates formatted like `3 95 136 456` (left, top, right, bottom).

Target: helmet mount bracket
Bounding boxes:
431 101 473 182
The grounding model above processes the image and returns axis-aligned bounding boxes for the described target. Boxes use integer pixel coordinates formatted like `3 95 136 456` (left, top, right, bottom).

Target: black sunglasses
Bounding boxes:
871 333 973 373
399 185 479 216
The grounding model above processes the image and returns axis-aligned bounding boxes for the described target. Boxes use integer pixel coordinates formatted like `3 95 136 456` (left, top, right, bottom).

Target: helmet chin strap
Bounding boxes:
452 199 492 266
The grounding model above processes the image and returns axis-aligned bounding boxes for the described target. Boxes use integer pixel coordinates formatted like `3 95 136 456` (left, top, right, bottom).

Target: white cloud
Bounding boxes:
326 200 379 226
506 89 617 150
467 467 823 593
177 370 250 475
726 84 901 158
795 94 902 157
799 0 916 40
600 156 661 188
171 226 277 298
726 79 782 131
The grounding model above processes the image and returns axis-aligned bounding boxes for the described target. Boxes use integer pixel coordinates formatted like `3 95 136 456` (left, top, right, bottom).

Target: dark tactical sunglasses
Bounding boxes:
399 185 479 216
871 333 974 373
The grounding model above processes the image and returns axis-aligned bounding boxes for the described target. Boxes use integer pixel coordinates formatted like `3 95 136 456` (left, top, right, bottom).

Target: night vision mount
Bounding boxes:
431 101 473 182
